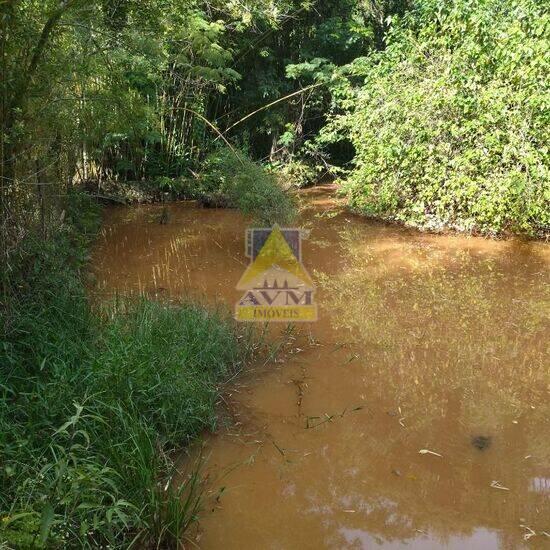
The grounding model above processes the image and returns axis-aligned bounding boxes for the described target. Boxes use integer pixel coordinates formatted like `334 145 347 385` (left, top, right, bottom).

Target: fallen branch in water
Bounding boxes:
418 449 443 457
490 480 510 491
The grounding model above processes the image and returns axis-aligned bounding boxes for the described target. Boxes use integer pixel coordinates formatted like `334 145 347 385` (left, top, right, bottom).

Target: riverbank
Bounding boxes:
0 193 258 548
83 148 297 227
89 176 549 243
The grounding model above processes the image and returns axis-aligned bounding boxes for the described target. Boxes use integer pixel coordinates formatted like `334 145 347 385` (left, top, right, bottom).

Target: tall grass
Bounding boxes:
0 195 256 548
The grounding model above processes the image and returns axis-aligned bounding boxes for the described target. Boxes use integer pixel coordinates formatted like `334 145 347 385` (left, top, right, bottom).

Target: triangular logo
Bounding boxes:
236 226 314 290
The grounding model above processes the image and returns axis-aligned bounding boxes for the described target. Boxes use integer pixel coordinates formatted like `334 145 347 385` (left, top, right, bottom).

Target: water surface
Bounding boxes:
92 187 550 549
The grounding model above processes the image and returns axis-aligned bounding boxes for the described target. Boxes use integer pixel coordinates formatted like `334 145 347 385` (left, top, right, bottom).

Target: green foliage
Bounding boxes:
1 0 244 188
3 1 549 546
199 148 298 225
2 0 410 232
0 198 255 548
329 0 550 236
154 175 193 197
271 158 319 188
213 0 384 162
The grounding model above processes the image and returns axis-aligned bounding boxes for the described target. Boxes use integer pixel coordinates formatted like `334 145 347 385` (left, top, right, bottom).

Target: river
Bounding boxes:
92 186 550 549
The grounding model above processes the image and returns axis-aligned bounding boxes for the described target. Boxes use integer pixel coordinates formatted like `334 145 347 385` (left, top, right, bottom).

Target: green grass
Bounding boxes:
0 195 257 548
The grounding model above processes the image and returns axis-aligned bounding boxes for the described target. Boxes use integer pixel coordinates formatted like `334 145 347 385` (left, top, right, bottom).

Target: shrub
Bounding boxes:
272 159 318 189
153 175 197 198
329 0 549 236
199 148 298 225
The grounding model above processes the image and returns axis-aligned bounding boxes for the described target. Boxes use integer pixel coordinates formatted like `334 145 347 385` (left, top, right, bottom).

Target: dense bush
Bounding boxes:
0 203 255 548
198 148 298 225
271 158 319 189
330 0 549 236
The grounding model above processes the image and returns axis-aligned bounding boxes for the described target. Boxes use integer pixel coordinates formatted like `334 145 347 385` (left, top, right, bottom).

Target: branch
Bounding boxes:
218 82 325 138
182 108 245 166
26 0 80 79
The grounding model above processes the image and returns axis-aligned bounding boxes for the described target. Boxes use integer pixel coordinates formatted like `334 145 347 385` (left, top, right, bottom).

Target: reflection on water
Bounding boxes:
340 527 502 549
92 187 550 549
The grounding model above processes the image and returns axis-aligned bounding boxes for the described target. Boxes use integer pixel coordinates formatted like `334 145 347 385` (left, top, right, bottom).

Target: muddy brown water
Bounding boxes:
92 186 550 549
